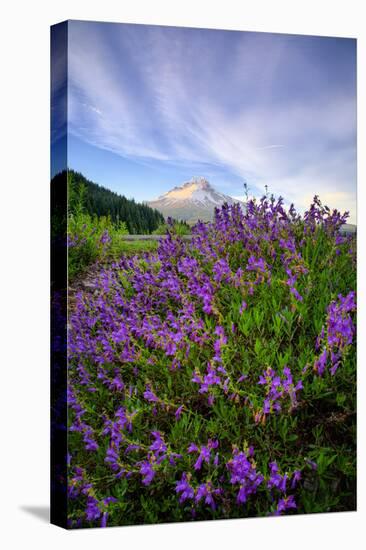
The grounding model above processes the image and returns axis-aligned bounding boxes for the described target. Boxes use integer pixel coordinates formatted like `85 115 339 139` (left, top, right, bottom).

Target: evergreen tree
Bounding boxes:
61 170 165 234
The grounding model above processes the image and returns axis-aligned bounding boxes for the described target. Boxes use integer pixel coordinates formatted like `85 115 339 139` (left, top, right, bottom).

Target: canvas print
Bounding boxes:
51 20 357 529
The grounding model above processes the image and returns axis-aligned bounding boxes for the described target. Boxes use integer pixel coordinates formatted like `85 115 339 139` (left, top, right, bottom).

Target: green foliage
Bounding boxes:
115 240 158 255
68 212 128 279
67 171 129 279
152 221 191 236
68 169 164 234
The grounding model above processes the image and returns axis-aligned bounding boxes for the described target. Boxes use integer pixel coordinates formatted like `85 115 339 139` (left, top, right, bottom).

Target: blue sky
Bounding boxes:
52 21 357 222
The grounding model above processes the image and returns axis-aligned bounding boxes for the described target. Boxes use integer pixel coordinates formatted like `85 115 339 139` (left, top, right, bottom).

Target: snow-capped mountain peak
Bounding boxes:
148 177 244 223
157 177 224 206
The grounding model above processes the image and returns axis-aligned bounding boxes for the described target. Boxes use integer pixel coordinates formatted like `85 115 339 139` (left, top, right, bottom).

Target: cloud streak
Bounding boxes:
66 22 357 222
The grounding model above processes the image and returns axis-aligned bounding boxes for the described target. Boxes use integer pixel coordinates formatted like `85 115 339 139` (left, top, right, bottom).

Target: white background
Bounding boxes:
1 1 365 548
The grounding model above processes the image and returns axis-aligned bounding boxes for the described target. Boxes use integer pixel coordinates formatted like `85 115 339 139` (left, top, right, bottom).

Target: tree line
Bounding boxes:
65 170 165 234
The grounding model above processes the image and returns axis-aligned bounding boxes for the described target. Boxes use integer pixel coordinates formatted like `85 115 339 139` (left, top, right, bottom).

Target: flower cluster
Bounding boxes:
267 462 302 515
176 446 301 514
66 196 356 527
187 439 219 471
175 473 222 510
314 291 356 375
255 366 303 423
67 466 117 528
138 431 181 486
226 447 264 504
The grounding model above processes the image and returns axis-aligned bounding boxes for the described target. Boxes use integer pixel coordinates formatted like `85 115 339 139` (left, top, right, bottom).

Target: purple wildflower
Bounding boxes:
175 405 184 420
188 439 219 471
139 460 156 486
274 495 297 515
305 458 318 470
314 348 327 376
175 473 194 503
256 366 303 421
226 448 264 504
195 481 222 510
143 386 159 403
291 470 302 489
149 431 167 460
85 496 101 521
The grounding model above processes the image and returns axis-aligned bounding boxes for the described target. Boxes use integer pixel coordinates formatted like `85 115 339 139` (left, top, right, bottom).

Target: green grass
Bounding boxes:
112 239 158 256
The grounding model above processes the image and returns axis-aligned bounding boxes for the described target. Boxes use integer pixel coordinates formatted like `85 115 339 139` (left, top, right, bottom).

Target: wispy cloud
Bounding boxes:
257 145 285 150
66 22 357 221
